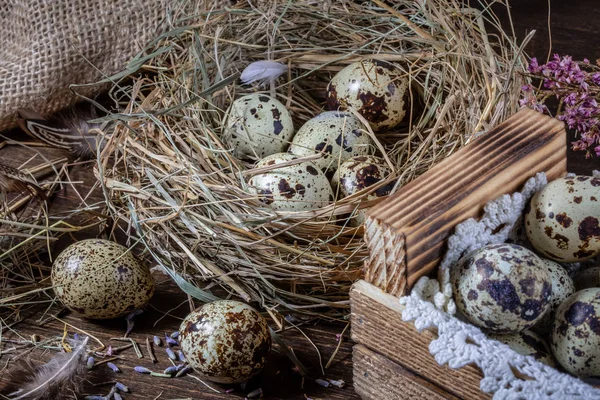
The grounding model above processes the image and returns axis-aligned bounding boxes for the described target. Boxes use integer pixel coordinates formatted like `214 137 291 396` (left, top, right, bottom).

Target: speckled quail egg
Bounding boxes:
525 176 600 263
331 155 395 225
532 258 575 334
179 300 271 384
326 59 409 131
247 152 334 211
223 94 294 160
574 266 600 291
488 329 556 367
450 243 552 333
551 288 600 377
51 239 155 319
288 111 373 175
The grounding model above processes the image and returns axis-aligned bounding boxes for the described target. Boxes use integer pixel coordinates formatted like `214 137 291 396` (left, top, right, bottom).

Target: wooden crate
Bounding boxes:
351 108 568 399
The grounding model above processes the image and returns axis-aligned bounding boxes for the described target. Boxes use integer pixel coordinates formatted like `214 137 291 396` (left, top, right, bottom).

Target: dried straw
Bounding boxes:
93 0 530 318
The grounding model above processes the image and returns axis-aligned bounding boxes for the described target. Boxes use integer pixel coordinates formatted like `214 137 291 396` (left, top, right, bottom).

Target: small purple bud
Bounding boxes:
114 393 123 400
84 396 105 400
134 366 151 374
107 362 121 373
166 347 177 361
164 365 178 375
170 331 180 339
153 335 162 346
105 345 114 357
247 388 263 399
73 333 80 340
165 335 179 347
115 382 129 392
177 350 186 363
175 365 192 377
225 388 235 394
86 356 95 370
315 378 331 388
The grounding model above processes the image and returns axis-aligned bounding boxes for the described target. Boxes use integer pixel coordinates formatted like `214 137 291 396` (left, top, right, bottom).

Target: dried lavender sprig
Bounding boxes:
177 350 186 363
170 331 180 339
166 347 177 361
84 396 105 400
315 378 331 388
134 366 173 378
164 365 179 375
115 382 129 393
107 362 121 373
86 356 95 370
175 365 192 377
165 335 179 347
153 335 162 346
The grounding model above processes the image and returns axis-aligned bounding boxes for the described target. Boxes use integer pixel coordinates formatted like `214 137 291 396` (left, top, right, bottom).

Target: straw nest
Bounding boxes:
95 0 530 318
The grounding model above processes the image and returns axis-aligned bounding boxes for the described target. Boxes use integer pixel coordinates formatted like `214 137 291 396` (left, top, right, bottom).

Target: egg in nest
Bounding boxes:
488 329 556 367
288 111 373 175
179 300 271 384
51 239 155 319
451 243 552 333
532 258 575 334
326 59 409 131
247 152 333 211
223 94 294 160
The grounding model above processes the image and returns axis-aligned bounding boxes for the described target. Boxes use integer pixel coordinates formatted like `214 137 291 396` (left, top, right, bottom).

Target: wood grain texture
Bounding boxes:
364 108 568 293
350 280 492 400
353 344 461 400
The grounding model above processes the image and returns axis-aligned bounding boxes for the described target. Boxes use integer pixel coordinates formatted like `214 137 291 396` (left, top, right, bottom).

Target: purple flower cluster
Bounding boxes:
521 54 600 157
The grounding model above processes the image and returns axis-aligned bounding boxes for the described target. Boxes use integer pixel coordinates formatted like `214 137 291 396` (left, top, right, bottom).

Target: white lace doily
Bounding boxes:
399 170 600 400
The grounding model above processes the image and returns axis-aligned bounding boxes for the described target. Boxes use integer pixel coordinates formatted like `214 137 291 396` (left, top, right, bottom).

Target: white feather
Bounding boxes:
240 61 288 86
10 336 89 400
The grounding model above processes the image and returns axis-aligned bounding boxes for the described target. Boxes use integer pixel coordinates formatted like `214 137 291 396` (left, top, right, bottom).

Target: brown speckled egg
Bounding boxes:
326 60 409 131
525 176 600 263
488 329 556 367
574 266 600 291
288 111 373 174
223 94 294 160
51 239 155 319
450 243 552 333
533 258 575 334
331 155 394 225
551 288 600 377
248 152 333 211
179 300 271 384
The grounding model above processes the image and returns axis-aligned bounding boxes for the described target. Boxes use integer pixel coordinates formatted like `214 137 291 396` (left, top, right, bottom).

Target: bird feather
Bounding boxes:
240 61 288 87
9 336 89 400
17 105 107 159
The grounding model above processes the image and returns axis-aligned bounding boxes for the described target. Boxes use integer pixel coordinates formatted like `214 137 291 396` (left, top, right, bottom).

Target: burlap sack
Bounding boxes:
0 0 169 132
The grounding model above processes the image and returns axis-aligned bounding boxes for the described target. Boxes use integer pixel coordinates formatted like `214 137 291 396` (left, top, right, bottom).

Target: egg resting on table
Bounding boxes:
247 152 333 211
51 239 155 319
451 243 552 334
223 93 294 160
532 258 575 334
551 288 600 377
525 176 600 263
488 329 556 367
331 155 394 225
288 111 372 175
326 59 409 131
179 300 271 384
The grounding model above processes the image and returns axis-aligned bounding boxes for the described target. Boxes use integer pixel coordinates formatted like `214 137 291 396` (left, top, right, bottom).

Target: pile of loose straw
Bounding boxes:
94 0 530 318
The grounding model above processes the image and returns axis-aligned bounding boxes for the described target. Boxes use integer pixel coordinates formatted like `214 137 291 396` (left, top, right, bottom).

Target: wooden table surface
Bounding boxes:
1 2 599 399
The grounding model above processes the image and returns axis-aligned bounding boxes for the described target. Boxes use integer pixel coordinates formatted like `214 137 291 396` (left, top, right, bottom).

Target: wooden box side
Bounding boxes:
350 280 492 400
364 108 567 295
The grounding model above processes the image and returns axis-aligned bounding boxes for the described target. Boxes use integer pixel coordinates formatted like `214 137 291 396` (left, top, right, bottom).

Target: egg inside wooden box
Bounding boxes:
51 239 155 319
179 300 271 384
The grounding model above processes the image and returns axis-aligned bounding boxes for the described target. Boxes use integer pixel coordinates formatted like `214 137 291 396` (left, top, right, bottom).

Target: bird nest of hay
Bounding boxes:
94 0 530 318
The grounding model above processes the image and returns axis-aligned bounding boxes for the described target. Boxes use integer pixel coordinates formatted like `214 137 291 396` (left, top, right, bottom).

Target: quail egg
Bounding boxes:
51 239 155 319
574 266 600 291
450 243 552 333
488 329 556 367
551 288 600 377
247 152 334 211
223 94 294 160
179 300 271 384
288 111 372 175
525 176 600 263
331 155 395 225
532 258 575 334
326 59 409 131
